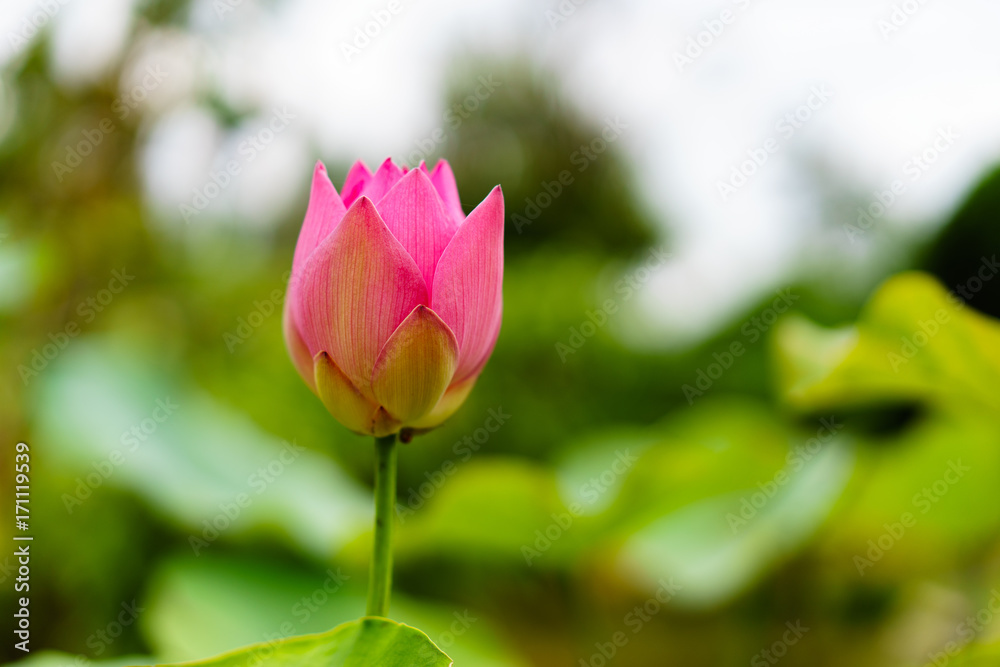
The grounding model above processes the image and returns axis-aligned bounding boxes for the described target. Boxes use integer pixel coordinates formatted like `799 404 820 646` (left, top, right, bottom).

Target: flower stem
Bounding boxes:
366 433 397 617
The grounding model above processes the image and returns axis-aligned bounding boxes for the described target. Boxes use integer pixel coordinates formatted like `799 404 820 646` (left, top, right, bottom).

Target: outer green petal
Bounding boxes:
406 373 479 431
314 351 380 435
372 305 459 424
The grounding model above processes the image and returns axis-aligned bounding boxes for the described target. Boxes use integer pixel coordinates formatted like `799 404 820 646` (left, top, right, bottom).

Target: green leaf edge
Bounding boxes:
134 617 453 667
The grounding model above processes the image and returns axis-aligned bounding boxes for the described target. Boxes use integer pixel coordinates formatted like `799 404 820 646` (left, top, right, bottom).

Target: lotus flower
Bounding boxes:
283 158 503 437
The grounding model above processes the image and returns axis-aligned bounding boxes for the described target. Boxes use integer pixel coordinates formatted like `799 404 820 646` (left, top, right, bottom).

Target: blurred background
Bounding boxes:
2 0 1000 665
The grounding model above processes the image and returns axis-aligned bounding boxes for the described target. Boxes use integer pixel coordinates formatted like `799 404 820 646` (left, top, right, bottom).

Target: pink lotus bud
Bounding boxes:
283 158 503 437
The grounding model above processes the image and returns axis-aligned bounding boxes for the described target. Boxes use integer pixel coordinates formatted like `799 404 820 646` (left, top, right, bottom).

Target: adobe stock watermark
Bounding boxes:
726 418 843 534
717 85 834 202
245 568 351 658
923 589 1000 667
395 407 511 523
950 255 1000 303
51 66 169 183
6 0 72 58
17 268 135 386
62 397 180 514
290 568 350 626
887 305 953 373
340 0 407 63
556 246 670 363
180 107 296 223
521 449 637 565
545 0 587 30
877 0 932 41
673 0 759 73
578 578 683 666
402 75 502 168
854 459 970 576
212 0 248 19
189 441 306 555
224 270 291 352
0 556 14 585
513 116 628 234
682 289 798 405
887 255 998 372
432 611 478 655
86 600 145 657
845 126 959 243
750 621 809 666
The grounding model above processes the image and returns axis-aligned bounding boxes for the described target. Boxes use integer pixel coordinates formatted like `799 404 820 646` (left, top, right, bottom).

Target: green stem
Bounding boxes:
366 433 397 617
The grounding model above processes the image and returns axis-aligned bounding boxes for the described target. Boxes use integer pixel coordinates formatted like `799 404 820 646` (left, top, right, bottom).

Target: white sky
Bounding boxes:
3 0 1000 346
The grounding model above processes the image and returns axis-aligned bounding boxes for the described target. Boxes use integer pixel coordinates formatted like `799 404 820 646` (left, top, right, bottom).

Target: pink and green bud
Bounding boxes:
284 158 503 436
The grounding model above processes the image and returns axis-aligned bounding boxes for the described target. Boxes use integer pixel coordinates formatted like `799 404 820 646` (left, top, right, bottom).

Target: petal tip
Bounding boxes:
352 195 378 213
349 158 372 174
407 164 437 189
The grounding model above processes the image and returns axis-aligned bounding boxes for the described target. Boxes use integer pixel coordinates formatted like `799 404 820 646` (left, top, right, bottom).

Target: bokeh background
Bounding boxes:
3 0 1000 665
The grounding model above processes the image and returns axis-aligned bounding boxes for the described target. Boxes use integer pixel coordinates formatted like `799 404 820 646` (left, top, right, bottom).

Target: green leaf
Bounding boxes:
142 553 528 667
614 436 854 609
774 271 1000 412
773 271 1000 579
11 654 153 667
577 398 855 609
394 459 571 564
391 397 855 609
147 618 452 667
30 338 372 560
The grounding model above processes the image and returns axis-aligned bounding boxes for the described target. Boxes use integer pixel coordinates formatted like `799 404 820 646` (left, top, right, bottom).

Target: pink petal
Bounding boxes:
371 305 459 423
362 158 405 203
292 161 347 279
431 185 504 382
341 160 372 207
295 197 428 399
283 297 316 393
376 168 458 288
465 303 502 379
430 159 466 225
